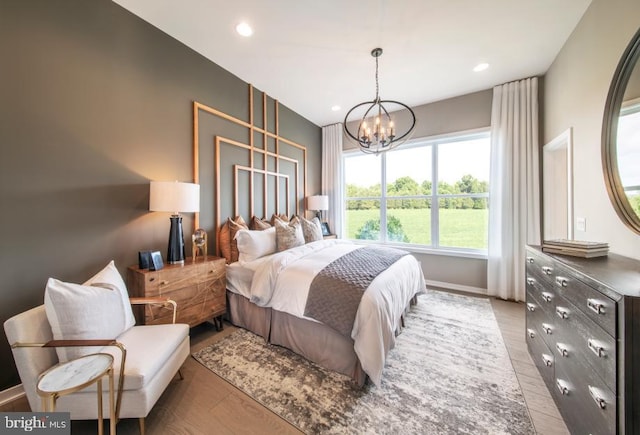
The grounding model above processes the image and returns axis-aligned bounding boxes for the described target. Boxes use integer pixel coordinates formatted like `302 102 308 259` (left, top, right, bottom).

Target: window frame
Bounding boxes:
342 128 490 258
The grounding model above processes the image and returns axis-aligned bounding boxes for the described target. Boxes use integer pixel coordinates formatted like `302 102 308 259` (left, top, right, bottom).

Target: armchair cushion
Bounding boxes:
82 323 189 391
44 261 136 362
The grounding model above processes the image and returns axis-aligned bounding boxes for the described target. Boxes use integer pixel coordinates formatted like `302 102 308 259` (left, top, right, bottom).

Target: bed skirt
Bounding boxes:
226 291 366 386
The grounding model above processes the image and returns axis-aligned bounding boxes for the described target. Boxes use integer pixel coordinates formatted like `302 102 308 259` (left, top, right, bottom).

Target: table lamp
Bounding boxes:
150 181 200 264
307 195 329 221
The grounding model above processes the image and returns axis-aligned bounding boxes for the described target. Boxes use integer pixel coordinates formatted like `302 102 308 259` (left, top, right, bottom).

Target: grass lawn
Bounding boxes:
346 208 488 249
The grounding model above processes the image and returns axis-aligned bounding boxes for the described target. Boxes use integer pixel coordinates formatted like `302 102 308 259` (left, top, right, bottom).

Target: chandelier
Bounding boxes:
343 48 416 154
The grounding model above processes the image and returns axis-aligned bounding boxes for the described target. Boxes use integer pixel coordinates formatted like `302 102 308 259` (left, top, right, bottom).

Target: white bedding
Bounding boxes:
235 239 425 386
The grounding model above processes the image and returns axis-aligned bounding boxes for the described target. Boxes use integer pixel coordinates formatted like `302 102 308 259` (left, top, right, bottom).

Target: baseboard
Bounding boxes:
0 384 25 407
425 279 487 296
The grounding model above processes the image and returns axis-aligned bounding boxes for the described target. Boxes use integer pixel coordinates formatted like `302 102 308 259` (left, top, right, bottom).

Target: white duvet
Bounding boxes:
247 239 425 386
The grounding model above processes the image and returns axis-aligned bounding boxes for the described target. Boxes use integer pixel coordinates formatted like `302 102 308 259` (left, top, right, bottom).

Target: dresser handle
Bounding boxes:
527 328 536 339
527 303 536 312
541 323 552 335
556 379 570 395
541 292 553 303
541 354 553 367
160 280 170 286
588 339 606 358
149 277 155 282
556 343 569 357
555 277 568 287
556 307 568 320
587 299 606 315
542 266 553 275
527 257 534 264
526 277 535 286
588 386 607 409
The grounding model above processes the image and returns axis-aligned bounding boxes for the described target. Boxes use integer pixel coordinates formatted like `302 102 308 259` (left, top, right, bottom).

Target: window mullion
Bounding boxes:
431 143 439 248
380 153 387 243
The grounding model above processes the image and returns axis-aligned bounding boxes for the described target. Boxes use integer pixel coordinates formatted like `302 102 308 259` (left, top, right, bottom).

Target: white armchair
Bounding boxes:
4 265 190 435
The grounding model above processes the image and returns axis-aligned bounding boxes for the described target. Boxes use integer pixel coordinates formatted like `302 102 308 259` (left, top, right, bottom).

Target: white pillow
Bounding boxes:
235 227 277 264
44 261 135 362
84 260 135 330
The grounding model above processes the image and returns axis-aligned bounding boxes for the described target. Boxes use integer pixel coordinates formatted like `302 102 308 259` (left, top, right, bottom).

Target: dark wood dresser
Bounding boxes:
525 245 640 435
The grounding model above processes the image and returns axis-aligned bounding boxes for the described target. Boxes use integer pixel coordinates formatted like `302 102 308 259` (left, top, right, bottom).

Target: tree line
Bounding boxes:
347 174 489 210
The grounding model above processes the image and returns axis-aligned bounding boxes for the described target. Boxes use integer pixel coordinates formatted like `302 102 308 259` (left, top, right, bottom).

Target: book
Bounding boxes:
542 246 609 258
542 239 609 249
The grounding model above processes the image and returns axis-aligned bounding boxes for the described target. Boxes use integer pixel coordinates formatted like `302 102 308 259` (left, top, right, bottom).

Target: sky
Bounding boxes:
345 136 491 187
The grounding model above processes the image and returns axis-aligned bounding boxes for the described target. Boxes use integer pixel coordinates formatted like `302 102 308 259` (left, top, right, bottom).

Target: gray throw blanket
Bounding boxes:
303 246 409 338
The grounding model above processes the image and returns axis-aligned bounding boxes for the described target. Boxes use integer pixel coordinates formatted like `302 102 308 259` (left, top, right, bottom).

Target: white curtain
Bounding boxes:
321 123 343 237
488 77 541 301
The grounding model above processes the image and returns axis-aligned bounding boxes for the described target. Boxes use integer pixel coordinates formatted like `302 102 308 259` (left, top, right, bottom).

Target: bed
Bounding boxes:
223 222 425 387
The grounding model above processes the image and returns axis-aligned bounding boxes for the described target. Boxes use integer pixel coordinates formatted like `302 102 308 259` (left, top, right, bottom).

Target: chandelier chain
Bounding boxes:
375 54 380 101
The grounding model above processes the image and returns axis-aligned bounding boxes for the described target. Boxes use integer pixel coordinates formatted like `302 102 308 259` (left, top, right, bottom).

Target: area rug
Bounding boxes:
192 291 534 434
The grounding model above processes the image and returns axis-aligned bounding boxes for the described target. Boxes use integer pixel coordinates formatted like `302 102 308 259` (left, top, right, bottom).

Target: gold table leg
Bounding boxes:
109 368 116 435
97 378 103 435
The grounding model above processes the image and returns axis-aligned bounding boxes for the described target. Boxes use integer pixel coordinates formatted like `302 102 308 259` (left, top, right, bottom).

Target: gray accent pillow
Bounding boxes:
275 219 305 252
299 215 323 243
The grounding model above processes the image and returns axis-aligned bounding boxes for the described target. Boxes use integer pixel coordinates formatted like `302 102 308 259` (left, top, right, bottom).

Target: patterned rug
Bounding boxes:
192 291 534 434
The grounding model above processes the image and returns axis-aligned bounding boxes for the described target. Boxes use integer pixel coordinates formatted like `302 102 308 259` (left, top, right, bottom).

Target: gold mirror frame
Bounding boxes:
602 27 640 234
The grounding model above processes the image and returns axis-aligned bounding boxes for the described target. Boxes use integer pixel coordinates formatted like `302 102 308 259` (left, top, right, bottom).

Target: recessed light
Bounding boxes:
236 22 253 37
473 63 489 72
331 105 341 112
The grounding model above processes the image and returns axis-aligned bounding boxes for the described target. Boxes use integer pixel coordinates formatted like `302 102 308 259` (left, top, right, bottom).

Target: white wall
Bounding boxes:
544 0 640 259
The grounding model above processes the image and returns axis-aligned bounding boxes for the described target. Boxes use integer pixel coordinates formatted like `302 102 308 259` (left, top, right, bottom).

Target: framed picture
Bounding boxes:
149 251 164 271
321 222 331 236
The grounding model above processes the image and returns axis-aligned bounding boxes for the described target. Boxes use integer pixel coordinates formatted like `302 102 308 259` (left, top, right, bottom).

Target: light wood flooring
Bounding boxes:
2 292 569 434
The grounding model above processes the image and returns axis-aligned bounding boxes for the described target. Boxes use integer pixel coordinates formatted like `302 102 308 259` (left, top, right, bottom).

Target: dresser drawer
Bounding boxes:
555 357 616 435
554 296 616 392
526 252 556 287
526 288 556 350
526 274 556 316
554 269 617 337
526 325 555 389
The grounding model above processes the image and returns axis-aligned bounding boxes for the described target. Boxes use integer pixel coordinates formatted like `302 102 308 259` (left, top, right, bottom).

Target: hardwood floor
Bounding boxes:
491 298 569 435
2 293 568 434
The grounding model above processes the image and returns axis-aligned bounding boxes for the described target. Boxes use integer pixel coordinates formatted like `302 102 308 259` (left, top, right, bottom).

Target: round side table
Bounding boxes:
36 352 116 435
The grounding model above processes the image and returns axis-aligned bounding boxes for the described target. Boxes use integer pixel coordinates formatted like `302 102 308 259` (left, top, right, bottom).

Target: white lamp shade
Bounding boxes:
149 181 200 213
307 195 329 211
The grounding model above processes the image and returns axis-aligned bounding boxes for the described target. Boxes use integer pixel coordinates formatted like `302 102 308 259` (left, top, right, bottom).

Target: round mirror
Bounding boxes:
602 27 640 234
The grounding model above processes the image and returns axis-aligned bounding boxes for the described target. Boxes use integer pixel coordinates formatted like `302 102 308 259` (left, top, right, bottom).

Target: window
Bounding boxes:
343 130 490 252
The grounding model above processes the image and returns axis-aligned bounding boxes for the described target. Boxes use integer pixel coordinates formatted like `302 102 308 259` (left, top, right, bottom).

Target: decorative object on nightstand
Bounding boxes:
192 228 208 261
320 222 331 237
128 256 226 329
149 181 200 265
307 195 329 221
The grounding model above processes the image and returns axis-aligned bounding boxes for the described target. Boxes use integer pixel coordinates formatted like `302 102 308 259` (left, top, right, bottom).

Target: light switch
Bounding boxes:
576 217 586 232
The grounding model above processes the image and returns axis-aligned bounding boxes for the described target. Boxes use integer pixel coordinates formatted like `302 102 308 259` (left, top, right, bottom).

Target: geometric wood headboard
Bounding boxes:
192 84 308 254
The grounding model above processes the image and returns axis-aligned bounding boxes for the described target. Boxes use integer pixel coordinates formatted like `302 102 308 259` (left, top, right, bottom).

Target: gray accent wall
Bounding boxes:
543 0 640 260
0 0 321 390
343 90 493 292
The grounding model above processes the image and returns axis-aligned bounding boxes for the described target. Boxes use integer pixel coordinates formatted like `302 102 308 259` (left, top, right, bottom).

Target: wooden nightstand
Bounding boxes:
127 256 226 329
323 234 337 239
